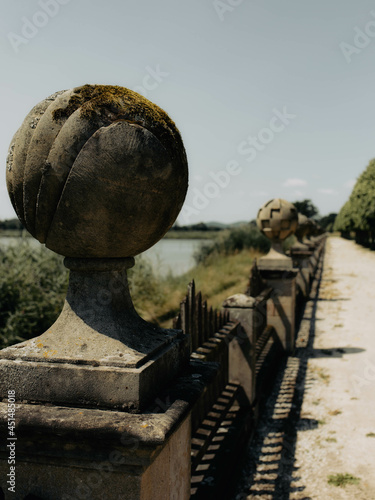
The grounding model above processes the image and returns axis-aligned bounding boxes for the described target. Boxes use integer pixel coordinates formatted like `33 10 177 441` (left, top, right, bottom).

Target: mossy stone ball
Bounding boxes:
257 198 298 241
6 85 188 258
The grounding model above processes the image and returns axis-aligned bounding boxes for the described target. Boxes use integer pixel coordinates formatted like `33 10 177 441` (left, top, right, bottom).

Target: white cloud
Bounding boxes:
317 188 338 195
282 178 307 187
344 179 356 189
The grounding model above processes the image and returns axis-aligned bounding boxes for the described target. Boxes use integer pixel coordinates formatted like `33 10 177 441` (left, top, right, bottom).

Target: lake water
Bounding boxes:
0 236 207 277
141 238 207 277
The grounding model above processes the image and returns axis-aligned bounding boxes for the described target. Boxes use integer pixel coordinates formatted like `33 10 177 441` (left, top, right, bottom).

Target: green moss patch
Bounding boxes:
327 473 360 487
52 84 186 167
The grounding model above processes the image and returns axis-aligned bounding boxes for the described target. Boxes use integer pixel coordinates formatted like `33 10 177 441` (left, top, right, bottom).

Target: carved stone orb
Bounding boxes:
6 84 188 258
257 198 298 241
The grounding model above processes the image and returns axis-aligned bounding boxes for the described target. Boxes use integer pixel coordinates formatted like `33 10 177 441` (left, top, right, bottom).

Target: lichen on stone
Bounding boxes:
52 84 186 166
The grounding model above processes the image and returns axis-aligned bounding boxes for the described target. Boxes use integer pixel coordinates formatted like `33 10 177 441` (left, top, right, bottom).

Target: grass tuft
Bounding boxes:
327 473 360 487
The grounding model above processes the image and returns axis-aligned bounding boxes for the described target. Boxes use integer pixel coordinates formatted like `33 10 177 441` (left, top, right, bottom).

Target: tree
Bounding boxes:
334 159 375 247
334 200 354 236
319 213 337 232
0 218 23 231
292 199 319 219
349 159 375 231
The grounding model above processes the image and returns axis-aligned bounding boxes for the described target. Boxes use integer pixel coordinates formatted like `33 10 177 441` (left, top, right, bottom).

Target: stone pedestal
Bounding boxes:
222 295 256 406
0 258 189 412
0 359 219 500
258 265 298 353
290 246 313 298
256 199 299 353
222 290 270 405
1 85 191 499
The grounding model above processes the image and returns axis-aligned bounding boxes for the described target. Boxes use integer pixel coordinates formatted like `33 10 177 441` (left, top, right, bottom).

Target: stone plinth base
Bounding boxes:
0 333 189 412
0 361 215 500
0 404 190 500
291 247 314 297
0 258 190 412
222 290 271 406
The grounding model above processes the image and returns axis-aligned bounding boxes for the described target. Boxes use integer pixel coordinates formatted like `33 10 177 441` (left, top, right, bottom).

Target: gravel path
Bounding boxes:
232 236 375 500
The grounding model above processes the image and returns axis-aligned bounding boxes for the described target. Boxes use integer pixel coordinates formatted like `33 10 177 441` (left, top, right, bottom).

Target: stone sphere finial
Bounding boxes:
6 84 188 258
256 198 298 269
295 213 309 242
2 86 190 411
256 198 298 241
304 218 317 239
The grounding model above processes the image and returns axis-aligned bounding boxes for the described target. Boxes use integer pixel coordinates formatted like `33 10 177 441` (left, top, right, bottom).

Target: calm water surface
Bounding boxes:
141 238 207 277
0 236 207 277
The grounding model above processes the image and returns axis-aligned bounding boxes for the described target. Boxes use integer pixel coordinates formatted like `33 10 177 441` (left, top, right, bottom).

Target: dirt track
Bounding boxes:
233 236 375 500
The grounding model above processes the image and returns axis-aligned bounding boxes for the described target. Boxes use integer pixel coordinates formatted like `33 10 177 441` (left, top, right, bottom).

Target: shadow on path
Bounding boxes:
230 248 364 500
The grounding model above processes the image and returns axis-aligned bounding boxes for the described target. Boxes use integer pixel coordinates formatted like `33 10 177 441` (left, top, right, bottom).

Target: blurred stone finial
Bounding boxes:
256 198 298 269
293 213 310 249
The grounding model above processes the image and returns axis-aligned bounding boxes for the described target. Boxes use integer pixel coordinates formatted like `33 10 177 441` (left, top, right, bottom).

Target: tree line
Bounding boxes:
334 159 375 248
0 218 23 231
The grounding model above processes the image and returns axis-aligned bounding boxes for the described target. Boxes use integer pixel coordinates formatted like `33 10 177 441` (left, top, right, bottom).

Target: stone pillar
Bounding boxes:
222 295 256 406
304 219 319 251
256 199 298 353
222 289 270 406
0 85 191 499
290 214 314 297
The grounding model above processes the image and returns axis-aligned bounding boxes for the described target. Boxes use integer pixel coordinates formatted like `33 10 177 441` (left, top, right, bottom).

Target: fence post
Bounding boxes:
256 199 299 353
222 294 257 406
290 214 314 297
0 85 192 499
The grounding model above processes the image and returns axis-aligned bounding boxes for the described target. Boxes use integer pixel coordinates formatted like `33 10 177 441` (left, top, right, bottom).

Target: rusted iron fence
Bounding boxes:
170 235 327 499
173 280 231 353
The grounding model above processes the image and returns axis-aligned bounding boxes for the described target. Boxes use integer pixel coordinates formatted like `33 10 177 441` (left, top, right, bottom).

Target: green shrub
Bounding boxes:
0 242 68 348
194 225 270 264
335 159 375 242
0 242 167 347
128 255 166 311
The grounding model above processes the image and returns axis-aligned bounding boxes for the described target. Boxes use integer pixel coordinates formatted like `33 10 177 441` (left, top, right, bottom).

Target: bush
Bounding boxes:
0 242 68 348
194 225 271 264
128 255 166 312
0 241 169 347
336 159 375 245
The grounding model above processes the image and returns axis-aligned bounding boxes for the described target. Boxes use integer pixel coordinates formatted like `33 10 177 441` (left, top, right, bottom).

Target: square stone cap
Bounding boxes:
257 257 295 271
222 294 256 309
0 360 218 465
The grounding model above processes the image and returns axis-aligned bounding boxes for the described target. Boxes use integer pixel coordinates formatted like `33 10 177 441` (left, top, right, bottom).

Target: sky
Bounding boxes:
1 0 375 225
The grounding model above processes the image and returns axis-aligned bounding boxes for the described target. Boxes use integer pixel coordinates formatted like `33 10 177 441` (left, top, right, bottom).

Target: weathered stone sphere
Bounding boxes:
256 198 298 241
304 218 317 238
6 85 188 258
295 213 309 241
